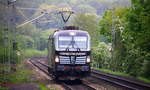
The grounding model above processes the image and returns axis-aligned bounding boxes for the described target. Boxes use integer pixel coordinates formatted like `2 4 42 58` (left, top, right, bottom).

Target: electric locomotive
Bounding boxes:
47 26 91 80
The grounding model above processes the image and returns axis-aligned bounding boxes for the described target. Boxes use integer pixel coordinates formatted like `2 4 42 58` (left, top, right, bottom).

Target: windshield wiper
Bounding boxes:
65 41 74 51
65 40 81 51
73 41 81 51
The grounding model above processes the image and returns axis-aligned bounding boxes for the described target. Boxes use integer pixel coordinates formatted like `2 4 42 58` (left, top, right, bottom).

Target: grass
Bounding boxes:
137 77 150 83
0 49 48 89
38 83 58 90
92 67 130 77
9 69 32 84
0 62 32 89
35 79 58 90
0 66 11 73
92 67 150 83
0 86 7 90
0 66 32 84
0 59 58 90
38 83 49 90
39 84 59 90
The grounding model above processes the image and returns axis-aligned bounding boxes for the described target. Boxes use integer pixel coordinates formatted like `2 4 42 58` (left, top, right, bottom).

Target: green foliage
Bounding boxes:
92 67 130 77
98 0 150 79
0 86 7 90
99 7 129 71
99 10 112 42
0 23 51 62
37 29 53 50
0 64 32 84
18 24 53 51
23 49 47 58
99 7 129 42
9 69 32 83
38 83 50 90
138 77 150 83
0 28 21 64
92 42 111 69
121 0 150 77
141 56 150 78
17 35 35 49
93 67 150 83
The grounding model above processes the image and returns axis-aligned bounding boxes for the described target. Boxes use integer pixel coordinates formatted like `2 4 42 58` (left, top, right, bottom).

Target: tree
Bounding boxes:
122 0 150 77
99 10 112 42
99 7 129 71
99 0 150 78
37 29 53 50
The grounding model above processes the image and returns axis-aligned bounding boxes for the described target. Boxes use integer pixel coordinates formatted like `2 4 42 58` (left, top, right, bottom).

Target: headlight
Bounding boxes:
55 56 59 62
69 32 76 36
86 56 90 63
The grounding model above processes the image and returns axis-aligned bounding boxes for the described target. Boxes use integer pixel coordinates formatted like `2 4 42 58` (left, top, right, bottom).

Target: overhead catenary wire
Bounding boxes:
15 0 74 28
16 7 44 11
15 7 52 22
16 13 45 28
16 8 29 20
32 20 53 24
16 7 57 28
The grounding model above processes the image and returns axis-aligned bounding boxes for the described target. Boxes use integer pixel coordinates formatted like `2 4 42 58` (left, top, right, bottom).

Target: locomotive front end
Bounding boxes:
54 30 91 79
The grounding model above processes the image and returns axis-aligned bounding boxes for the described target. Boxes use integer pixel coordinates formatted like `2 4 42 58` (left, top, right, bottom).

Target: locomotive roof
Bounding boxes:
54 30 89 36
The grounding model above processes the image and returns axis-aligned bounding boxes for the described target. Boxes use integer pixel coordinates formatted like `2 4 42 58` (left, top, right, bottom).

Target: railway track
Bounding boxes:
29 58 150 90
29 59 96 90
91 70 150 90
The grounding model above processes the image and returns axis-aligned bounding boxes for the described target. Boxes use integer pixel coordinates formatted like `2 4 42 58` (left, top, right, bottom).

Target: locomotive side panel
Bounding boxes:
48 35 55 70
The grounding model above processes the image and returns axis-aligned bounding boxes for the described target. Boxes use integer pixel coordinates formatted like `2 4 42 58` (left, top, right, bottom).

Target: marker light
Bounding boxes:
70 32 76 36
87 56 90 63
55 56 59 62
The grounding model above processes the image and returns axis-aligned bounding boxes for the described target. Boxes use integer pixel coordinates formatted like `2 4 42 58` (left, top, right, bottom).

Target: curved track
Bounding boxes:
29 59 96 90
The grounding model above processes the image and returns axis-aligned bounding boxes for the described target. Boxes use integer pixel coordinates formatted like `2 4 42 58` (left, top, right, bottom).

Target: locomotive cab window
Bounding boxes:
74 36 87 49
58 36 88 49
58 36 72 48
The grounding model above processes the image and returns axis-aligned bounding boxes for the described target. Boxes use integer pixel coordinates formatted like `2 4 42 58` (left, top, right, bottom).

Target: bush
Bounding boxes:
141 53 150 78
92 42 111 69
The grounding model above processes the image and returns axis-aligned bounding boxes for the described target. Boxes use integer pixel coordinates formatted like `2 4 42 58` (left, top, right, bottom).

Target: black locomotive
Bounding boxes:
47 26 91 80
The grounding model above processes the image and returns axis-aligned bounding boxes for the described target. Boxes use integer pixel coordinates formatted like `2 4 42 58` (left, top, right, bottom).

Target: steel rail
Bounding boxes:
29 60 74 90
29 60 49 75
91 70 150 90
29 59 96 90
36 60 96 90
30 58 150 90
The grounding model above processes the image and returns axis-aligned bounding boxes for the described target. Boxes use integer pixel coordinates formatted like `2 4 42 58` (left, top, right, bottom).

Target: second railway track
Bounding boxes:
91 70 150 90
